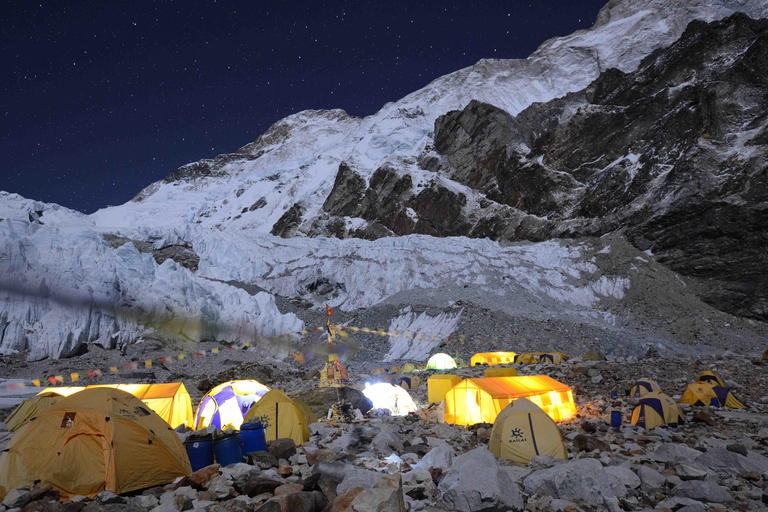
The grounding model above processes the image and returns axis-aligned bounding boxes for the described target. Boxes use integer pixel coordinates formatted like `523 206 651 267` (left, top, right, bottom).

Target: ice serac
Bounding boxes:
0 197 303 360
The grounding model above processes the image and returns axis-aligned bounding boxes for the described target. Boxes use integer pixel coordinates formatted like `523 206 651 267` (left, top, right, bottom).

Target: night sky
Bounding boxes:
3 0 607 214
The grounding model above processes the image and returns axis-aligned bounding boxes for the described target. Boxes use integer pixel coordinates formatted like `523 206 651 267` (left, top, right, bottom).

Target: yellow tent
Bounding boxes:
484 367 518 378
630 391 685 429
680 383 745 409
294 400 318 425
388 366 403 374
370 368 387 376
362 383 418 416
398 375 422 390
195 379 270 431
489 398 568 464
426 353 457 370
88 383 193 429
427 375 462 403
402 363 417 373
629 378 661 398
37 387 85 397
443 376 576 425
243 390 310 445
0 388 190 500
540 353 565 365
514 353 539 364
471 352 517 366
679 382 719 407
5 392 66 432
696 371 725 387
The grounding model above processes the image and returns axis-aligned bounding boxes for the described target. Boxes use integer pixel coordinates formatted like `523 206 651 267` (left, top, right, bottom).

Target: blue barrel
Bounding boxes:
240 421 267 455
185 434 214 472
214 433 242 467
610 410 622 427
710 398 720 408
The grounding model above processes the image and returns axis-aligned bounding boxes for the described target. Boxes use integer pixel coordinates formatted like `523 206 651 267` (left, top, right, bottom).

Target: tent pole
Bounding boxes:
275 402 278 440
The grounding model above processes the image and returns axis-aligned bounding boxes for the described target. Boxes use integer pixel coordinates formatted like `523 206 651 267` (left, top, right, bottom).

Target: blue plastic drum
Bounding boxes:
610 410 622 427
185 434 214 472
214 433 243 467
710 398 720 408
239 421 267 455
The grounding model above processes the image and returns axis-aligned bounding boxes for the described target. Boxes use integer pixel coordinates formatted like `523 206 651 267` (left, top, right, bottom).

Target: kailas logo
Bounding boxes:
258 414 271 428
509 427 527 443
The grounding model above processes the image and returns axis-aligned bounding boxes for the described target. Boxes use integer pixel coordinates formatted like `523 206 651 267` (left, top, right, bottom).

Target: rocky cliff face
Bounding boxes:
320 14 768 319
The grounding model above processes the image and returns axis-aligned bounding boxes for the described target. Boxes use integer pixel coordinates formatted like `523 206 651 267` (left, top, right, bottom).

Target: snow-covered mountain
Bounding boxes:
3 0 768 359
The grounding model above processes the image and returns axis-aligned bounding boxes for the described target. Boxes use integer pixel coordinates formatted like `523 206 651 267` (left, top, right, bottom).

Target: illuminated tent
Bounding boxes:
388 366 403 374
696 371 725 387
471 352 517 366
362 383 417 416
194 379 270 431
243 390 311 445
398 375 422 390
370 368 387 376
484 367 518 378
294 400 318 425
630 391 684 429
629 379 661 398
37 387 85 397
427 375 462 403
402 363 417 373
89 383 193 429
540 353 565 365
443 376 576 425
489 398 567 464
5 392 66 432
426 353 457 370
0 388 190 500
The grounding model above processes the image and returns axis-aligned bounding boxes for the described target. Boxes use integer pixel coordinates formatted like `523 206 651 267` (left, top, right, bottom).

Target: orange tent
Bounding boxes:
443 375 576 425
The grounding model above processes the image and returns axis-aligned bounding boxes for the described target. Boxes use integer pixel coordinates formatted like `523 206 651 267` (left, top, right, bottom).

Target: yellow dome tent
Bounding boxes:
362 383 418 416
243 390 311 445
37 387 85 397
427 374 462 403
514 353 539 364
489 398 568 464
540 353 565 365
426 353 457 370
370 368 387 376
398 375 422 390
696 371 725 387
484 367 518 378
470 352 517 366
388 366 403 374
194 379 270 431
5 392 66 433
0 388 190 500
443 376 576 425
680 382 746 409
402 363 417 373
89 383 193 429
630 391 685 429
629 378 661 398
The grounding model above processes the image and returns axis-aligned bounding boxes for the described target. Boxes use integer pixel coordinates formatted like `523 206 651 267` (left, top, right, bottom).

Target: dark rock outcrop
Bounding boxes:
102 235 200 272
271 204 305 238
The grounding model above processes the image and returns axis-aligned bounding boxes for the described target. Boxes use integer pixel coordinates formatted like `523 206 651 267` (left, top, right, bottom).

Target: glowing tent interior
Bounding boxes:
194 379 270 430
470 352 517 366
442 375 576 425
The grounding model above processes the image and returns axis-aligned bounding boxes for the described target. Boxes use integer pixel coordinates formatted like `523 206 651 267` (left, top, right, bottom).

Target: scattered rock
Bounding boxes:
267 439 297 461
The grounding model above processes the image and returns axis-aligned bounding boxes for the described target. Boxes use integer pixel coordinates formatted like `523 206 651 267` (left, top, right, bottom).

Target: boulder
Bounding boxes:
370 431 403 453
325 487 364 512
271 491 316 512
348 474 406 512
671 480 733 503
311 461 384 495
306 449 339 466
247 451 279 469
267 439 297 460
207 475 234 500
693 447 768 475
604 465 640 497
524 458 619 512
326 432 360 452
675 464 708 481
179 464 221 490
573 434 611 453
438 447 524 512
414 442 454 470
293 387 373 418
651 443 702 464
2 487 32 509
